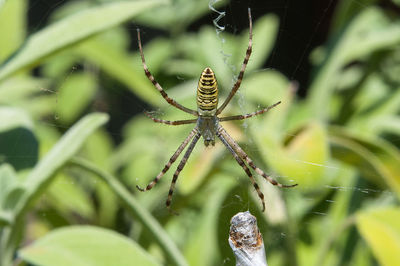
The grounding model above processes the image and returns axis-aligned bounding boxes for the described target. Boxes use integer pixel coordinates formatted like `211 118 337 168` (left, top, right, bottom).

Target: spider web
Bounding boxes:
5 0 399 265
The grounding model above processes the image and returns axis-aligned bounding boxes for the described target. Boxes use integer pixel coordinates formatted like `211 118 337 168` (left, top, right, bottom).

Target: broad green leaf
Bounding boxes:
0 108 38 170
16 113 108 215
268 122 330 189
0 0 27 62
19 226 161 266
0 0 167 81
357 207 400 266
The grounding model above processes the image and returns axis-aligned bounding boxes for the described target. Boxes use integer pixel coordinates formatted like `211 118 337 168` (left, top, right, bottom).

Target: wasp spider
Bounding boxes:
136 8 297 213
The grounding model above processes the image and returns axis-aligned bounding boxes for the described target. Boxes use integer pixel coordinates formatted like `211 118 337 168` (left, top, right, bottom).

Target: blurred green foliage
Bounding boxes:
0 0 400 265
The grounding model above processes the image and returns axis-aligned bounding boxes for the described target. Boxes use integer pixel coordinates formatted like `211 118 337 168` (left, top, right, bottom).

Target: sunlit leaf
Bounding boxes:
269 122 330 189
357 207 400 266
0 0 27 62
19 226 161 266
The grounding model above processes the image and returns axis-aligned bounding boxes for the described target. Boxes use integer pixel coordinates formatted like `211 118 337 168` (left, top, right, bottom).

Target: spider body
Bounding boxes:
136 9 297 213
196 67 219 146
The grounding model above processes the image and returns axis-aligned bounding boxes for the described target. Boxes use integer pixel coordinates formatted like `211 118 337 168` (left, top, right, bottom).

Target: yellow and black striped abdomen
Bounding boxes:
197 67 218 115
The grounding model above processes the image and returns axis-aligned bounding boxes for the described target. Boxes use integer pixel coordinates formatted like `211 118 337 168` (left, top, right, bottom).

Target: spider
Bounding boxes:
136 8 297 213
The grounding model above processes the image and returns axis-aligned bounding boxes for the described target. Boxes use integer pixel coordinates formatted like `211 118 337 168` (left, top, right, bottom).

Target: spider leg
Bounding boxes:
137 29 198 116
218 132 266 211
166 132 201 214
216 8 253 115
218 126 298 188
144 111 197 125
136 128 198 192
218 101 281 122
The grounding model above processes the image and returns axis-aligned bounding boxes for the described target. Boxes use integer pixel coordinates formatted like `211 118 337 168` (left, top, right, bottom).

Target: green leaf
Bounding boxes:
0 0 167 81
270 123 330 189
0 107 38 170
252 106 329 190
357 207 400 266
0 0 27 62
19 226 161 266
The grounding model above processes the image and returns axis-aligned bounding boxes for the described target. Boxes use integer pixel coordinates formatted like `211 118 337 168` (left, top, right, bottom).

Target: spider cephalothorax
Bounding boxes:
136 8 297 213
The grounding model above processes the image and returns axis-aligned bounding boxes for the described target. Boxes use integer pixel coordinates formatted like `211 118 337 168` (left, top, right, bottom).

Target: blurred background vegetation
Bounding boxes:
1 0 400 265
